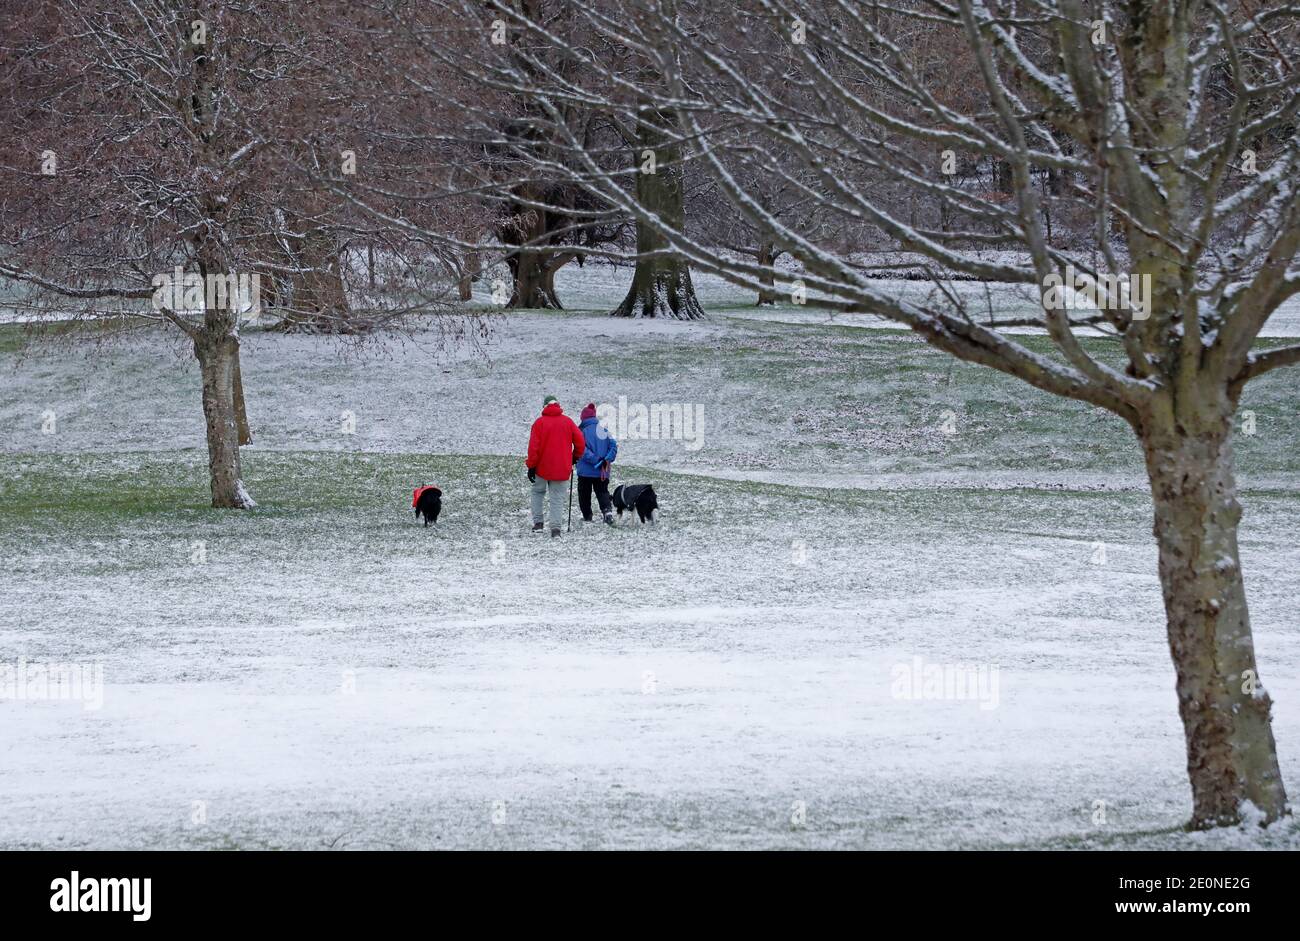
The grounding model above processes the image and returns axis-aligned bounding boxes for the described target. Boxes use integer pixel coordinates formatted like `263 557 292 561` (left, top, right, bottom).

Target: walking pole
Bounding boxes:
567 470 575 532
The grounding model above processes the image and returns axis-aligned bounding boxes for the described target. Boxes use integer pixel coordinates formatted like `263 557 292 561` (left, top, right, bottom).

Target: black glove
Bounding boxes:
573 455 579 465
527 467 537 483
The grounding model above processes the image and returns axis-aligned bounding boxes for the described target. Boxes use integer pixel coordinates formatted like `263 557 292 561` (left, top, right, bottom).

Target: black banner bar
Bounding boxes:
0 850 1288 927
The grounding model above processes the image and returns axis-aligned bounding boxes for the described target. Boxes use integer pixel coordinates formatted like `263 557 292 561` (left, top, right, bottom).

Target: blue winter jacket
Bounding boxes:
576 416 618 477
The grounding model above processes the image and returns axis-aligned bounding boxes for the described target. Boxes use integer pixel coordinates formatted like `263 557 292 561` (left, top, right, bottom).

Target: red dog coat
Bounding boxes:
412 484 442 507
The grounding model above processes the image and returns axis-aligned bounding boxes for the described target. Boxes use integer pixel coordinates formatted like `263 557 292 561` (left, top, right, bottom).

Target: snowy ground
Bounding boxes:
9 256 1300 337
2 264 1299 849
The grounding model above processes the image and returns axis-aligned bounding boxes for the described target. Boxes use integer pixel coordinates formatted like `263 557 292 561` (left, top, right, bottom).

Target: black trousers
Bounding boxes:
577 475 613 520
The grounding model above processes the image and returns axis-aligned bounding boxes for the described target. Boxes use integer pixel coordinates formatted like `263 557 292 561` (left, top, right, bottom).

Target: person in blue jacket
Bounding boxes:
575 402 618 525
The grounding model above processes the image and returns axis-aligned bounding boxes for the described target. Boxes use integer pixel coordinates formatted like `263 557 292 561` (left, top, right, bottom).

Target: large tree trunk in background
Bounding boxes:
756 242 778 306
194 330 255 509
611 108 704 320
502 187 562 309
508 247 562 308
1141 420 1287 828
457 250 480 302
278 227 352 332
233 354 252 446
538 252 577 309
994 158 1013 196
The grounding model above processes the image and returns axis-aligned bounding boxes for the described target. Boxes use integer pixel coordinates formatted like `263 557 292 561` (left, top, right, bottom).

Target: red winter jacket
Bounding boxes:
527 403 585 481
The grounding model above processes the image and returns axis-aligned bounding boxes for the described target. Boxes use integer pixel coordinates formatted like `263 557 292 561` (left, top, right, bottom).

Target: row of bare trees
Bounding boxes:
0 0 490 507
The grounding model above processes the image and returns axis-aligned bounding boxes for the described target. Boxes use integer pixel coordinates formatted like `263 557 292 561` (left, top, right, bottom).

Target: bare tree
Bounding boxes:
0 0 474 503
277 0 615 312
0 0 282 507
392 0 706 317
608 102 705 318
492 0 1300 829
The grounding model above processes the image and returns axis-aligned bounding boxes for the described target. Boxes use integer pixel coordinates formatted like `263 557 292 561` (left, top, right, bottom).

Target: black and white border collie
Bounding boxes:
611 484 658 524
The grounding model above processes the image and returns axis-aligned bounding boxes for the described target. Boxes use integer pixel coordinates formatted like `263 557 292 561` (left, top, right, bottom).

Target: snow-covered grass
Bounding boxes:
478 258 1300 337
7 306 1300 487
2 272 1299 849
10 256 1300 338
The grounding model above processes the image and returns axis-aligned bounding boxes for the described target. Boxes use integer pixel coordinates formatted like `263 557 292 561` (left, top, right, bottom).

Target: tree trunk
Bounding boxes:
508 248 562 308
259 267 283 310
185 30 254 510
611 107 704 320
995 158 1013 196
1141 421 1287 828
233 353 252 446
541 254 564 308
502 186 562 309
458 250 480 302
756 242 778 306
279 230 352 332
272 196 353 332
195 330 256 509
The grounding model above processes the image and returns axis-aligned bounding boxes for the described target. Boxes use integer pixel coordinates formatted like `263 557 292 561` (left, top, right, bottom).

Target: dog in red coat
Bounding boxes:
412 484 442 526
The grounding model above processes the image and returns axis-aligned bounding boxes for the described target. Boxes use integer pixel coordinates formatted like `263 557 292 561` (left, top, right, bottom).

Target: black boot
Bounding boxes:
551 528 561 538
532 521 544 533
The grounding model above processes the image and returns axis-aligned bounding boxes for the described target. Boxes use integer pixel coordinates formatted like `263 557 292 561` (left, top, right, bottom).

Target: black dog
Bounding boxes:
412 484 442 526
611 484 658 524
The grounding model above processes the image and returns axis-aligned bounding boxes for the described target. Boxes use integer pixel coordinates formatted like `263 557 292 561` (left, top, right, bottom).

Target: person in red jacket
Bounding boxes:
526 394 586 536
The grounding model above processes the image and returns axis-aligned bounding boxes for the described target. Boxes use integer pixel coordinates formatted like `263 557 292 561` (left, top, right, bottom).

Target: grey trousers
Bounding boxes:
531 476 568 529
